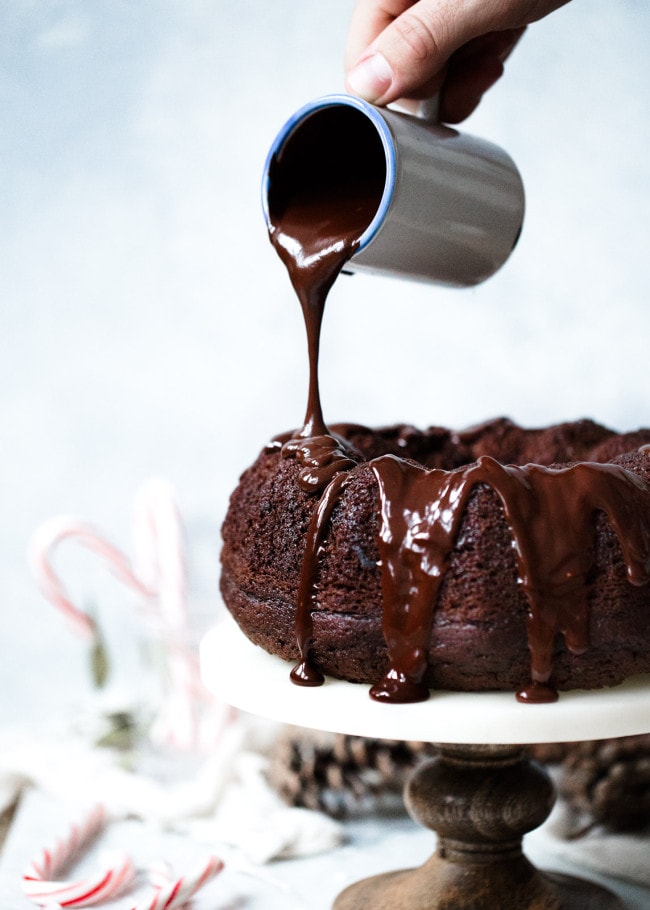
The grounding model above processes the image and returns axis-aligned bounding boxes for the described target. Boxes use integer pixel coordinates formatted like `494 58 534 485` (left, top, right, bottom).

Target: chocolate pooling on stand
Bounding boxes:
266 112 650 704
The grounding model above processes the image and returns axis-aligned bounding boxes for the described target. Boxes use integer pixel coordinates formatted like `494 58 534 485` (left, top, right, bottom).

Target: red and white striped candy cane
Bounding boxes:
28 517 155 642
134 854 223 910
132 479 201 750
22 804 136 908
29 479 229 751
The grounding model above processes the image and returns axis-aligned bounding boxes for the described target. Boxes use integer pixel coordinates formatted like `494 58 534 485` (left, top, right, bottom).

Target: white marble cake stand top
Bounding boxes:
200 619 650 745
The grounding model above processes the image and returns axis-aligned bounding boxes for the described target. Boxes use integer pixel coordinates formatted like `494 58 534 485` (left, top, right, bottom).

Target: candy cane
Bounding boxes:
28 518 154 642
132 479 186 632
22 805 136 908
134 855 223 910
131 479 233 751
28 479 229 751
132 479 198 750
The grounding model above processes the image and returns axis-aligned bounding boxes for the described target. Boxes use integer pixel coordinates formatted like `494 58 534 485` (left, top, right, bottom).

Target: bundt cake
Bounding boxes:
220 419 650 704
221 115 650 704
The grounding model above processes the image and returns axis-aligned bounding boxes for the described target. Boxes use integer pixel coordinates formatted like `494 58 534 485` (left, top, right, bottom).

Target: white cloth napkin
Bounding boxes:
0 716 342 865
2 718 649 882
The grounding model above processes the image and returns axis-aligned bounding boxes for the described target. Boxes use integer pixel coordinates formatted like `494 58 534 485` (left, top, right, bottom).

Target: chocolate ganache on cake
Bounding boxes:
220 125 650 705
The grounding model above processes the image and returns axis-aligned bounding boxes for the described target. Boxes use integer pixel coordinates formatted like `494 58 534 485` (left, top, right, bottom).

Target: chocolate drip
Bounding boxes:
285 447 650 702
282 434 359 493
369 456 476 704
291 472 351 685
369 454 650 704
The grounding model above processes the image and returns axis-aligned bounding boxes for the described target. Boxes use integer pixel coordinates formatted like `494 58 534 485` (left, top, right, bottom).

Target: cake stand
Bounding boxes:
201 620 650 910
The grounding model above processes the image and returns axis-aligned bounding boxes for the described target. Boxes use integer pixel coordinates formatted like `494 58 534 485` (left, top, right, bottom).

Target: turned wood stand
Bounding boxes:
202 621 650 910
334 743 621 909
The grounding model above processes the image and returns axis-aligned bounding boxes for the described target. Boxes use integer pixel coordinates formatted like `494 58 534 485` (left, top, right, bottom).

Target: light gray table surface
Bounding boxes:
2 789 650 910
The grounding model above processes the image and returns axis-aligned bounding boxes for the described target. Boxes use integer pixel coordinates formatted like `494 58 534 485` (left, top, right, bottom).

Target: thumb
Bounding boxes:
345 0 531 105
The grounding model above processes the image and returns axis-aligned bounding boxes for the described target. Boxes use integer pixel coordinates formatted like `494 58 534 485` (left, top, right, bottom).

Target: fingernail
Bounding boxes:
346 53 393 103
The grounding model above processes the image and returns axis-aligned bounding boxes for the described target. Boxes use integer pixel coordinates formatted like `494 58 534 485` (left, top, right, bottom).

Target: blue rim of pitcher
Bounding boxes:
261 93 397 255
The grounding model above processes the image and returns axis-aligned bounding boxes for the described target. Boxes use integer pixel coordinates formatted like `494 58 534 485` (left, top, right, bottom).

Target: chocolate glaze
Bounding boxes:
281 434 359 493
369 455 650 703
266 121 650 704
290 471 351 686
286 450 650 703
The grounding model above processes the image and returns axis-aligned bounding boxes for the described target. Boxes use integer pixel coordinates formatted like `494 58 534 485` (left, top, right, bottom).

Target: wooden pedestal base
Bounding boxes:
333 744 624 910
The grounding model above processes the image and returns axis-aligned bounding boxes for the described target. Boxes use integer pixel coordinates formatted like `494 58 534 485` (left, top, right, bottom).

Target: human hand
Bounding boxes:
345 0 570 122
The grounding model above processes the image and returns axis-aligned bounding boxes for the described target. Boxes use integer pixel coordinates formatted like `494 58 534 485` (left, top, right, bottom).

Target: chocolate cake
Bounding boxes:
221 419 650 703
220 115 650 704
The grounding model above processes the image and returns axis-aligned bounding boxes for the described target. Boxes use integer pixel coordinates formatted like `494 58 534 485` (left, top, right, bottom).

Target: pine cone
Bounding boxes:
529 735 650 833
558 735 650 833
268 730 650 831
266 726 436 818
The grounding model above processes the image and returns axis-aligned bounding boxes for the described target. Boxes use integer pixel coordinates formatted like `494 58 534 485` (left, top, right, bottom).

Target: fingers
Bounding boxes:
345 0 570 115
345 0 414 70
345 0 470 105
440 28 525 122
